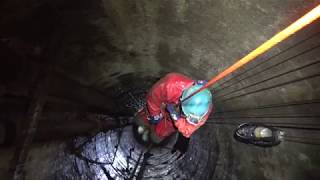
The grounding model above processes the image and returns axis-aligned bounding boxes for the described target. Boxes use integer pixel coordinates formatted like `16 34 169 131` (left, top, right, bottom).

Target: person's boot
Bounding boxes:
142 130 149 142
138 126 145 135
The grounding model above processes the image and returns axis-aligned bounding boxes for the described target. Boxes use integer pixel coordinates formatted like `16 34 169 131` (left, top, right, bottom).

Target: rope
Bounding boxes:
182 4 320 102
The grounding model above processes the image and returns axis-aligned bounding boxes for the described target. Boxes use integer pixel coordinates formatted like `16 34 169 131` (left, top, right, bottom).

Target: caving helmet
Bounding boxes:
181 84 212 125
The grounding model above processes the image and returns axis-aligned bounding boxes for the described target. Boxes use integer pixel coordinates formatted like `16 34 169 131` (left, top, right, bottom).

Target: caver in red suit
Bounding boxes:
145 73 213 141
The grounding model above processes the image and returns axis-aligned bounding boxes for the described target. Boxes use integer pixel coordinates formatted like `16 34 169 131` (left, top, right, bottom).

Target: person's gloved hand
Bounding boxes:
167 104 180 121
149 113 163 125
196 80 208 86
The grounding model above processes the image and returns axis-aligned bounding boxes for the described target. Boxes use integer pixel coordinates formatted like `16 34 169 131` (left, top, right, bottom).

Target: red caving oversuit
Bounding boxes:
146 73 213 139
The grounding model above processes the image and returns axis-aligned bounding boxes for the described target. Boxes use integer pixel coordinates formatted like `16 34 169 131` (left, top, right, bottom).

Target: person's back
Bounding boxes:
134 73 213 144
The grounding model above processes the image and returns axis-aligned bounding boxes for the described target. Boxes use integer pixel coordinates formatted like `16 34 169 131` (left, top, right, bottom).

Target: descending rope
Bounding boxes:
182 4 320 102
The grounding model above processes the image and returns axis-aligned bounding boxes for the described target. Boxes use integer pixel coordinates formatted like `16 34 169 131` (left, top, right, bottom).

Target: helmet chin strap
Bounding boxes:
185 114 202 125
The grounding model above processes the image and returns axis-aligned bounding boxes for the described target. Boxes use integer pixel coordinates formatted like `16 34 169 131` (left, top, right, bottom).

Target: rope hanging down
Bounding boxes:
182 4 320 102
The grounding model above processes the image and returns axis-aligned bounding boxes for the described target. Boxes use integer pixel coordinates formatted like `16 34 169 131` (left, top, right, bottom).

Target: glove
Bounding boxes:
149 113 163 125
166 104 180 121
196 80 208 86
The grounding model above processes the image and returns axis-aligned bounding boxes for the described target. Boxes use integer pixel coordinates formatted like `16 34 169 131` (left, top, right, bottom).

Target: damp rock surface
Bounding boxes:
24 125 218 180
1 0 320 180
24 86 219 180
